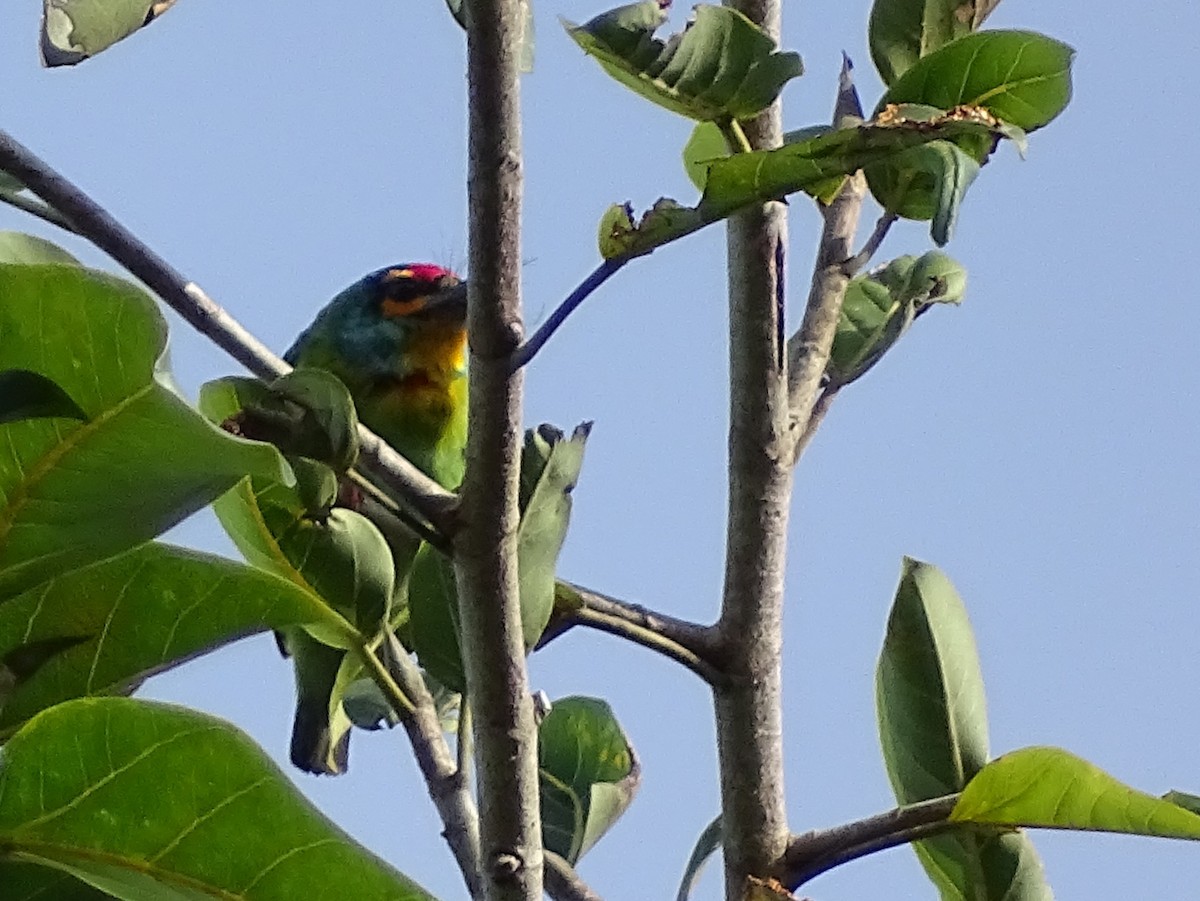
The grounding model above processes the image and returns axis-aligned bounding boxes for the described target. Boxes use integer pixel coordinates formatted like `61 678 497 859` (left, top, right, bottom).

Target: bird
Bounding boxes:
280 263 469 774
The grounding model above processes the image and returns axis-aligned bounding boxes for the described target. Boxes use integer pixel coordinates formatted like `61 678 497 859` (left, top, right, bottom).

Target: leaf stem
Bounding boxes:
718 118 754 155
509 257 627 371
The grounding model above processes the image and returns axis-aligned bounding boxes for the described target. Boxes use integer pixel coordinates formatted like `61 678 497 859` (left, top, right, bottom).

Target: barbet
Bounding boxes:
282 263 468 774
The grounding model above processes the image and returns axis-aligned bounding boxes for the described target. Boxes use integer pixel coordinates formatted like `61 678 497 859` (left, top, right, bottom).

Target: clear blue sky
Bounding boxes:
3 1 1199 898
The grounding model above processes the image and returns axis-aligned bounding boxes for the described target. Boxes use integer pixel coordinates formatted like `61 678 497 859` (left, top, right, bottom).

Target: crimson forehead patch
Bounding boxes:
385 263 458 284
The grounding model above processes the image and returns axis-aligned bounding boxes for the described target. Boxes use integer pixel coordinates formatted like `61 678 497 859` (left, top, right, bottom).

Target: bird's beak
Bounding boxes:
420 280 468 320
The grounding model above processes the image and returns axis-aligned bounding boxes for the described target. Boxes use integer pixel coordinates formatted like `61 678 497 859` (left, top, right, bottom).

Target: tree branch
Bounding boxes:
381 635 484 897
543 852 605 901
712 0 792 896
457 0 543 898
509 258 626 372
773 794 959 888
784 61 867 461
0 129 458 536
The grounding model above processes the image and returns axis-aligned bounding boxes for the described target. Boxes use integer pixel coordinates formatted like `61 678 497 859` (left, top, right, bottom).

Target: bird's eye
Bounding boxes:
380 295 428 318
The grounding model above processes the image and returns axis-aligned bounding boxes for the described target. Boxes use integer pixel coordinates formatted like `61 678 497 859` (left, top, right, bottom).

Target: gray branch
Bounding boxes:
0 129 458 537
455 0 544 899
711 0 792 897
543 852 605 901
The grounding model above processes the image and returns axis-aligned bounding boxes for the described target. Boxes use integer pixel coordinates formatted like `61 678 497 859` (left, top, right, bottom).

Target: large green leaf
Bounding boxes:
539 696 640 864
41 0 177 67
566 2 802 121
874 30 1075 132
601 108 1018 259
0 542 352 739
877 558 1052 900
868 0 1001 85
954 747 1200 840
0 697 437 899
0 861 111 899
0 232 80 266
0 265 290 600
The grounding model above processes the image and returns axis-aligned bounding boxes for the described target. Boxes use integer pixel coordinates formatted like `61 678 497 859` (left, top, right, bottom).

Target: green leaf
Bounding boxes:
517 423 590 647
539 696 640 864
878 557 989 802
0 173 24 194
869 0 1001 85
682 121 731 191
0 265 290 600
603 108 1017 259
1164 790 1200 815
409 424 589 692
954 747 1200 840
675 815 722 901
877 558 1051 900
41 0 177 67
874 30 1075 132
0 697 436 899
0 542 352 739
0 231 80 265
0 369 88 425
828 251 967 385
0 861 112 899
565 2 802 121
269 369 361 474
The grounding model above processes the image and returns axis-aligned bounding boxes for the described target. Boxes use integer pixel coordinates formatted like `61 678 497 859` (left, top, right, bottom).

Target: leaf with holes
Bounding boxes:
0 697 437 898
0 542 351 739
0 265 290 600
41 0 177 66
539 696 640 863
603 109 1017 259
566 2 802 121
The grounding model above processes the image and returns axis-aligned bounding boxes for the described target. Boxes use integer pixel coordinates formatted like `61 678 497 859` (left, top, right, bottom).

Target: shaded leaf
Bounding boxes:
539 696 640 863
269 368 361 474
1164 790 1200 816
828 251 966 385
41 0 177 67
0 265 290 600
954 747 1200 840
0 369 88 425
0 173 24 194
869 0 1001 85
0 697 436 899
409 424 589 692
675 815 722 901
604 107 1017 259
0 232 80 266
566 2 802 121
0 861 112 899
0 542 352 739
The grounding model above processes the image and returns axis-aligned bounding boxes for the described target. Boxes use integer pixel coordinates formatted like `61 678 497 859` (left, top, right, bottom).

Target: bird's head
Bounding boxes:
370 263 467 325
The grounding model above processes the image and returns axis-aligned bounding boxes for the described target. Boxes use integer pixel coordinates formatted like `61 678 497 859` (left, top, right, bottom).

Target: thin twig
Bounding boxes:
784 59 867 460
509 258 626 371
0 128 458 537
843 211 897 275
382 634 484 897
0 190 78 233
543 852 605 901
792 382 840 460
773 794 959 888
568 583 717 659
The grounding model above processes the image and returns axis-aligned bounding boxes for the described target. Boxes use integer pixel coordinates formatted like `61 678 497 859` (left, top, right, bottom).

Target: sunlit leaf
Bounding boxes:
0 697 436 899
954 747 1200 840
0 265 290 600
0 542 352 739
0 232 79 266
41 0 177 67
566 2 802 121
